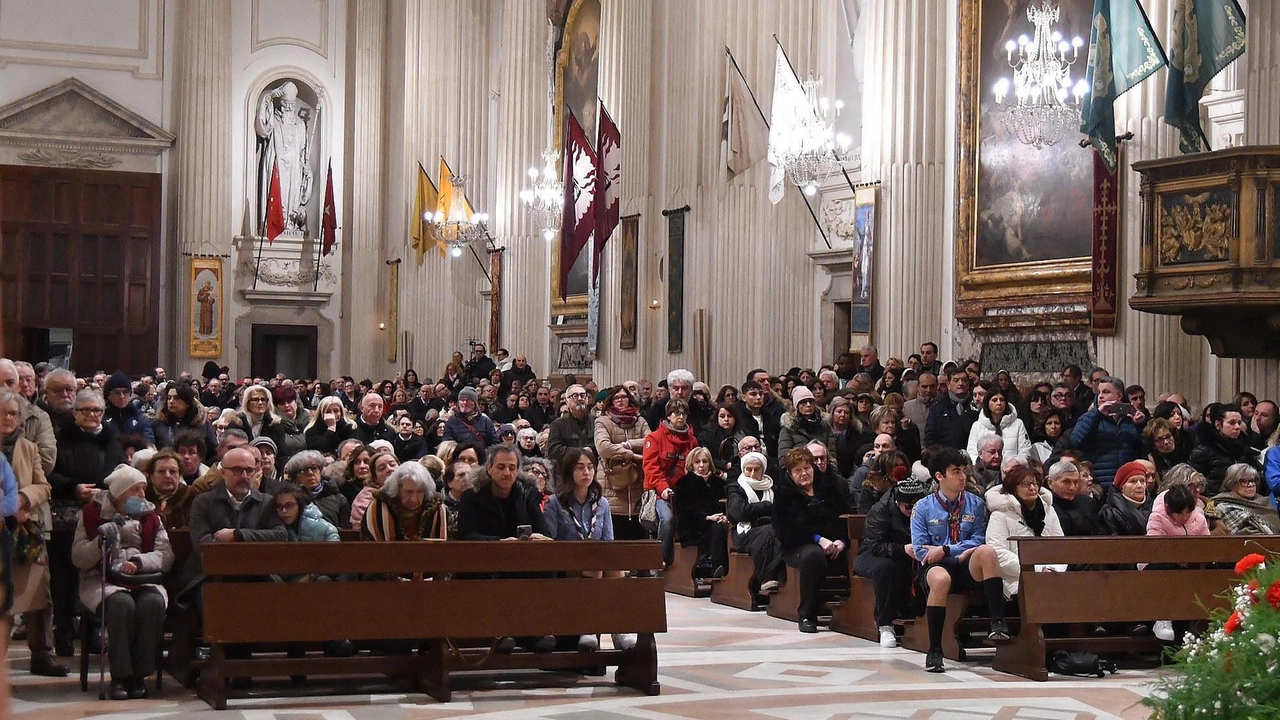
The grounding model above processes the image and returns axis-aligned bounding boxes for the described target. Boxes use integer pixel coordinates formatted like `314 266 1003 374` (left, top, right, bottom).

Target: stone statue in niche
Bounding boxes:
255 80 318 236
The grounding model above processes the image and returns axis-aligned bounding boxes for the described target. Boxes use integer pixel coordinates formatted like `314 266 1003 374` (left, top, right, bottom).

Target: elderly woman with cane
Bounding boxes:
71 464 173 700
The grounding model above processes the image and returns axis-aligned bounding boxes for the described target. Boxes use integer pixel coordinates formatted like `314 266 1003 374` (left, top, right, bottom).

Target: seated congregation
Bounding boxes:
1 344 1277 706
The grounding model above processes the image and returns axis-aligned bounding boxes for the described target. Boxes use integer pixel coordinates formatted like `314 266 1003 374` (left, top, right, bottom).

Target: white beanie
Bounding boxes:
106 463 147 499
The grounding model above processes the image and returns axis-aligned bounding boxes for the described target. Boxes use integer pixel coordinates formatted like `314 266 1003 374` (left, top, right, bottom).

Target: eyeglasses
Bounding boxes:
74 407 104 416
1051 393 1070 400
1238 478 1258 486
1154 435 1174 444
567 392 588 399
222 466 257 475
47 386 75 395
1017 481 1040 490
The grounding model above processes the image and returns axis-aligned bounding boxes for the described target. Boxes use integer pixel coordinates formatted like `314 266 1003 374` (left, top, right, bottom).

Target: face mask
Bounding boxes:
121 496 149 518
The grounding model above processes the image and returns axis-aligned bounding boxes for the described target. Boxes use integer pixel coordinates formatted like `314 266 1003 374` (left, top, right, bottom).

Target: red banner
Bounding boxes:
594 103 620 281
321 160 337 257
265 161 285 243
1090 148 1120 336
560 111 597 300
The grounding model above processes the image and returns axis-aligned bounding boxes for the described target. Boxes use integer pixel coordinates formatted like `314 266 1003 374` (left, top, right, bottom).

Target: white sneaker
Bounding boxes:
1153 620 1175 641
878 625 898 648
611 633 637 651
577 634 599 652
760 579 781 594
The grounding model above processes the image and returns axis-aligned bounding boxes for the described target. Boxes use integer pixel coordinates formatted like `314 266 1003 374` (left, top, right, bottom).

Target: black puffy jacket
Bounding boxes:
48 423 127 509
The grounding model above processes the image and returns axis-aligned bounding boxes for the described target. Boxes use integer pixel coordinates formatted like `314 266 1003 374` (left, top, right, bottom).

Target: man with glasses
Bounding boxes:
464 343 497 384
1 358 56 474
854 473 929 648
180 447 287 613
48 389 128 656
102 371 155 446
903 372 939 429
547 384 595 466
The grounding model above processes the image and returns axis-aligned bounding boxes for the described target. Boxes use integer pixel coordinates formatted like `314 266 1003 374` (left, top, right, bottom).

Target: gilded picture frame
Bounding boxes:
550 0 600 316
954 0 1094 319
189 257 222 358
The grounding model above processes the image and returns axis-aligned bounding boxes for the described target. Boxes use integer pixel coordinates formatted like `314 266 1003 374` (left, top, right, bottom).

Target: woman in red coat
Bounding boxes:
642 399 699 565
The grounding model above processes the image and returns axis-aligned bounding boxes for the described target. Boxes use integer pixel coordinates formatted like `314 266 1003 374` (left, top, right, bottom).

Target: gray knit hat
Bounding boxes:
459 387 479 403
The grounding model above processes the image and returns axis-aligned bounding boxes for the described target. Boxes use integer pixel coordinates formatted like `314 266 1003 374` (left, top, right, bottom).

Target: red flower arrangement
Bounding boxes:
1235 553 1267 575
1224 610 1242 635
1267 581 1280 611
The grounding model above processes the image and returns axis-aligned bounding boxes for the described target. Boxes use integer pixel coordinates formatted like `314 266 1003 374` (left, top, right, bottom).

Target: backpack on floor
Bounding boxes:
1048 650 1117 678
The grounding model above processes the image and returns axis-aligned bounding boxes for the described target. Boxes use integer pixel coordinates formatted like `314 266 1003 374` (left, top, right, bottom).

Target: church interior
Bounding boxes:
2 0 1280 718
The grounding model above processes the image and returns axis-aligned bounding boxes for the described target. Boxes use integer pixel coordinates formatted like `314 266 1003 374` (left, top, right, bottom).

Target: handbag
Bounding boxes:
603 458 640 491
637 489 659 533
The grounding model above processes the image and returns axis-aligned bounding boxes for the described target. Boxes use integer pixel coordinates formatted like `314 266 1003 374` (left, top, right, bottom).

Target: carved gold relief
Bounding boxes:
1158 193 1232 264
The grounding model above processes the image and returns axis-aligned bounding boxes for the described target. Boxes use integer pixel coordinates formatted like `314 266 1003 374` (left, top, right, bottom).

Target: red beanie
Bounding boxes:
1113 461 1148 490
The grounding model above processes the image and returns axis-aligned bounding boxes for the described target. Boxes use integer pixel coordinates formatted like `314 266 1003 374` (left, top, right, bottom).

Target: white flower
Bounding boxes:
1258 633 1276 652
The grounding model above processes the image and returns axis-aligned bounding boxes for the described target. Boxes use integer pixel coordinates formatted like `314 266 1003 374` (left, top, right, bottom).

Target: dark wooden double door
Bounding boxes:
0 164 161 375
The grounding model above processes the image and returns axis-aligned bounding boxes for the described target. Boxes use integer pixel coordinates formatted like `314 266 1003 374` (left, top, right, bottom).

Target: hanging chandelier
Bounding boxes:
774 76 851 196
992 1 1089 149
519 148 564 241
433 174 488 257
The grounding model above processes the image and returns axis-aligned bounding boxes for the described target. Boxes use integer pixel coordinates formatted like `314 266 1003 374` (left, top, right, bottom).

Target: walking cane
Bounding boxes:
97 529 112 700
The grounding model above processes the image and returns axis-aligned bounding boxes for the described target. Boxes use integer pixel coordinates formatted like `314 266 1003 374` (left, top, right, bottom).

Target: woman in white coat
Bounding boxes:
984 465 1065 600
967 387 1032 464
71 464 173 700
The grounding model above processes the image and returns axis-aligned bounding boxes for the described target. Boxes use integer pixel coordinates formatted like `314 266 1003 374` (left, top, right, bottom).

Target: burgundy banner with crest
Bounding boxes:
560 111 597 300
594 104 620 281
1090 148 1120 336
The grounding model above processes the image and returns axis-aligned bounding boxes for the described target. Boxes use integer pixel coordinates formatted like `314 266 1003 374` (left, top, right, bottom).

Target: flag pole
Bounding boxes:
729 46 830 248
772 36 860 200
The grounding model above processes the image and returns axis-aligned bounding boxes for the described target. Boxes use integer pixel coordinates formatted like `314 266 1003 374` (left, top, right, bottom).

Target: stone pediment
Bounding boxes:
0 78 174 161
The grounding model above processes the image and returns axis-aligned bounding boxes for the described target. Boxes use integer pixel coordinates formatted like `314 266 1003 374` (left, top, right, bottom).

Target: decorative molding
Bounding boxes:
239 288 333 309
236 256 336 287
16 147 119 168
250 0 329 58
0 78 174 160
0 0 164 79
821 199 858 246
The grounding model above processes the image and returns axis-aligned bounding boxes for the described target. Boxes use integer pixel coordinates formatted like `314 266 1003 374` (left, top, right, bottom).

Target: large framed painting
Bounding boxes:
955 0 1095 323
618 215 639 349
551 0 600 316
189 257 222 358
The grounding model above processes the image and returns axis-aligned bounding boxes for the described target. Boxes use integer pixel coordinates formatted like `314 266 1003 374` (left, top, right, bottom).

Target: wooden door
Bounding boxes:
0 165 161 375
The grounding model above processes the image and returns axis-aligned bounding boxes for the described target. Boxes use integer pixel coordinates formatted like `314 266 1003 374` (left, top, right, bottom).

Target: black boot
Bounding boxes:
109 677 131 700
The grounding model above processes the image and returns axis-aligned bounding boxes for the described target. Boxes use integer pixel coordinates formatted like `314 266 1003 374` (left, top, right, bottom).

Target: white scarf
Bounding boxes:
736 471 774 535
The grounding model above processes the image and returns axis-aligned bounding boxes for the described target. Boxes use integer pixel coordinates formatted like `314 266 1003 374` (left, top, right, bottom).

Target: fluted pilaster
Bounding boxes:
341 0 387 376
171 0 232 369
860 0 949 357
491 1 550 373
1243 0 1280 145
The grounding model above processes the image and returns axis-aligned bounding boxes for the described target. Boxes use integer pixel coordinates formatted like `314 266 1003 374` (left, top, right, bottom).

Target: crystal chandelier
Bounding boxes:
992 1 1089 149
433 174 488 257
774 76 851 196
519 148 564 241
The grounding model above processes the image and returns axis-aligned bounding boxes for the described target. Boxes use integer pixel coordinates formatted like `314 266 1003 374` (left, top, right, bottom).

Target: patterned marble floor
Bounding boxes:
9 595 1157 719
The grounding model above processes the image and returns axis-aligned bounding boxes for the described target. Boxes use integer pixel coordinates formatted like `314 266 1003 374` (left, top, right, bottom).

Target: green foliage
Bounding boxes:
1144 553 1280 719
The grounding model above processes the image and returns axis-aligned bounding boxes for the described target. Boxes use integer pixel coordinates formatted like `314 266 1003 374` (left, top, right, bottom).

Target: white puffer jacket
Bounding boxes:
983 486 1066 598
966 407 1032 464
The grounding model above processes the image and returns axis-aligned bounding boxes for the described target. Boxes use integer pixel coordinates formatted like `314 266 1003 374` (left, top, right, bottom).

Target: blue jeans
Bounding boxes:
656 499 674 565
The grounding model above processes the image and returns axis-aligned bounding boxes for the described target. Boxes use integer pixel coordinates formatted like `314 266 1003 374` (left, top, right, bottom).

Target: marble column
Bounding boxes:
171 0 232 371
341 0 387 377
490 2 549 374
859 0 949 357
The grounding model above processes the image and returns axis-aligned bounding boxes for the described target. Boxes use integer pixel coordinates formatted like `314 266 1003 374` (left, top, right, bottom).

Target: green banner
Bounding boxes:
1165 0 1247 153
1080 0 1167 171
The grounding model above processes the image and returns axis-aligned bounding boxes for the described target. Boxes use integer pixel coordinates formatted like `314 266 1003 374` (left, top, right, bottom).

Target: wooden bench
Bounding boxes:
766 522 851 624
710 535 764 611
828 515 983 661
993 535 1280 681
197 540 666 709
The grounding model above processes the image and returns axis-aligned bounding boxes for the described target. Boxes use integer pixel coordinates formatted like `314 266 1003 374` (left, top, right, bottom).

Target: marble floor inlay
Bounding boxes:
9 594 1157 719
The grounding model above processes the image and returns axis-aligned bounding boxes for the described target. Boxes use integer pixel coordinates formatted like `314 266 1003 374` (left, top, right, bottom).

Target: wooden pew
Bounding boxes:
197 540 666 709
710 532 763 611
766 521 852 624
827 515 980 660
994 535 1280 681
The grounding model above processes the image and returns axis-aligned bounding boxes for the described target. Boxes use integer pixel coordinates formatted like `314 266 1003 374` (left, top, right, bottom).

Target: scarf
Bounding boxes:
736 473 774 535
938 491 963 544
1021 495 1047 536
608 405 640 429
662 420 691 437
1 429 17 459
947 391 970 414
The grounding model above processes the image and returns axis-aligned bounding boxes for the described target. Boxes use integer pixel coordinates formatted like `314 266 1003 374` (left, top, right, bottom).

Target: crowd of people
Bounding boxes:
1 338 1278 692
